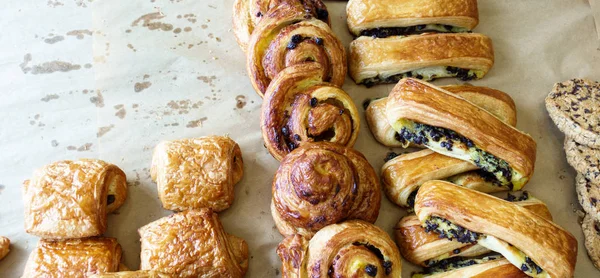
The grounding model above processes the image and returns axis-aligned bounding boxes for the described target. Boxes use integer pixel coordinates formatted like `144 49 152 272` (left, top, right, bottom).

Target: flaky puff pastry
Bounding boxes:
0 236 9 260
151 136 243 212
246 2 346 97
90 271 171 278
232 0 329 51
261 63 360 161
412 256 527 278
23 159 127 239
396 196 552 266
139 209 249 278
349 33 493 85
271 142 381 238
366 85 517 147
346 0 478 36
22 237 122 278
278 220 402 277
415 181 577 278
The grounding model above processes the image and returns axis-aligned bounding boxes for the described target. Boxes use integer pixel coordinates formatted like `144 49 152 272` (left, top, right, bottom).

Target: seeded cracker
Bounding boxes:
582 214 600 270
565 138 600 185
576 173 600 222
545 78 600 147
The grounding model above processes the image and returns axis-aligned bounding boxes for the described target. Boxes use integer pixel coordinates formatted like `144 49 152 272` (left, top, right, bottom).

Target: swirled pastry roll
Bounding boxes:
246 2 346 97
415 181 577 278
395 193 552 267
411 255 527 278
277 220 402 277
232 0 329 51
350 33 494 86
346 0 478 37
151 136 243 212
139 209 249 277
271 142 381 238
0 236 9 260
22 237 122 278
90 271 171 278
386 78 536 191
23 159 127 239
261 63 360 161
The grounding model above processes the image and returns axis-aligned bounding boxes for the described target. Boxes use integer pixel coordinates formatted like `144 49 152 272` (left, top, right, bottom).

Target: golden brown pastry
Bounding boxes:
395 193 552 266
139 209 249 277
89 271 172 278
246 2 346 97
150 136 243 212
261 63 360 161
22 237 122 278
386 78 536 191
349 33 494 86
23 159 127 239
411 255 528 278
277 220 402 277
271 142 381 238
0 236 9 260
414 181 577 278
346 0 479 37
232 0 329 51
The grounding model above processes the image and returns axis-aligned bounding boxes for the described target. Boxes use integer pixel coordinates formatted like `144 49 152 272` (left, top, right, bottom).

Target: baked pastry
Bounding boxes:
414 181 577 278
576 173 600 221
261 63 360 161
23 159 127 239
582 214 600 270
22 237 122 278
0 236 9 260
565 138 600 185
139 209 249 277
386 78 536 191
232 0 329 51
271 142 381 238
411 255 527 278
246 2 346 97
150 136 243 212
277 220 402 277
545 78 600 147
346 0 478 37
395 193 552 266
89 271 171 278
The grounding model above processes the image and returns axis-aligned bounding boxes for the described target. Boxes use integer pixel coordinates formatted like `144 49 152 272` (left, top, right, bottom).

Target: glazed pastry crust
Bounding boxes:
420 258 527 278
271 142 381 238
23 159 127 239
22 237 122 278
0 236 9 260
349 33 493 84
386 78 536 182
89 271 172 278
346 0 478 35
151 136 243 212
139 209 249 277
414 181 577 278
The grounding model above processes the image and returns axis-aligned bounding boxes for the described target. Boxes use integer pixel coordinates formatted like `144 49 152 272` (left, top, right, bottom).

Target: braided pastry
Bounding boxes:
261 63 360 161
271 142 381 238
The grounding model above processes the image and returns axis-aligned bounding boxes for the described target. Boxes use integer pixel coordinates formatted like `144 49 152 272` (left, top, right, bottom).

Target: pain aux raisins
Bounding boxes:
350 242 393 275
424 216 480 244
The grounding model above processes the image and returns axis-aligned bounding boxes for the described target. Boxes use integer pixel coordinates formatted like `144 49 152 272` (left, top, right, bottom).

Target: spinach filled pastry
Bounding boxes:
90 271 171 278
386 78 536 191
346 0 478 37
349 33 494 86
261 63 360 161
271 142 381 238
411 255 527 278
22 237 122 278
0 236 9 261
23 159 127 239
277 220 402 277
414 181 577 278
151 136 244 212
139 209 249 277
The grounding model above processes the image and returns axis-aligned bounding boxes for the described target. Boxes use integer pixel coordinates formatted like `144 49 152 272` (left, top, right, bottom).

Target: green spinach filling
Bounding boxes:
362 66 483 87
359 24 471 38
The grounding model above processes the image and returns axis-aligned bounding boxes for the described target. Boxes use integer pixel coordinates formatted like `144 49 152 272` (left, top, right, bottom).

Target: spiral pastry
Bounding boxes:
271 142 381 238
277 220 402 277
261 64 360 161
246 2 346 97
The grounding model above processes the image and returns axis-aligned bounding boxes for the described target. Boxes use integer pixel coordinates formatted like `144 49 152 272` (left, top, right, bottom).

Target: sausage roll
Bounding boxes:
414 181 577 278
22 237 122 278
277 220 402 277
261 63 360 161
246 2 346 97
150 136 244 212
0 236 9 260
139 209 249 277
23 159 127 239
89 271 171 278
386 78 536 191
411 255 527 278
395 192 552 267
271 142 381 238
346 0 478 37
349 33 494 86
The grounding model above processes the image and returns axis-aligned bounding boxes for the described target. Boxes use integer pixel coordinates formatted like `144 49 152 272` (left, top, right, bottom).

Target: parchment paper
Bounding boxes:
1 0 599 277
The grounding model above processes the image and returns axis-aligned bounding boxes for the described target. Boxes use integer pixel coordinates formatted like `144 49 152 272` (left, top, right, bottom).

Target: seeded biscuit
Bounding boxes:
565 138 600 185
582 214 600 270
576 173 600 222
545 78 600 146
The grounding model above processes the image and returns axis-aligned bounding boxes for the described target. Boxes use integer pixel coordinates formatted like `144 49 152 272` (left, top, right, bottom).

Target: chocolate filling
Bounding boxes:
358 24 471 38
362 67 478 87
107 194 116 205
